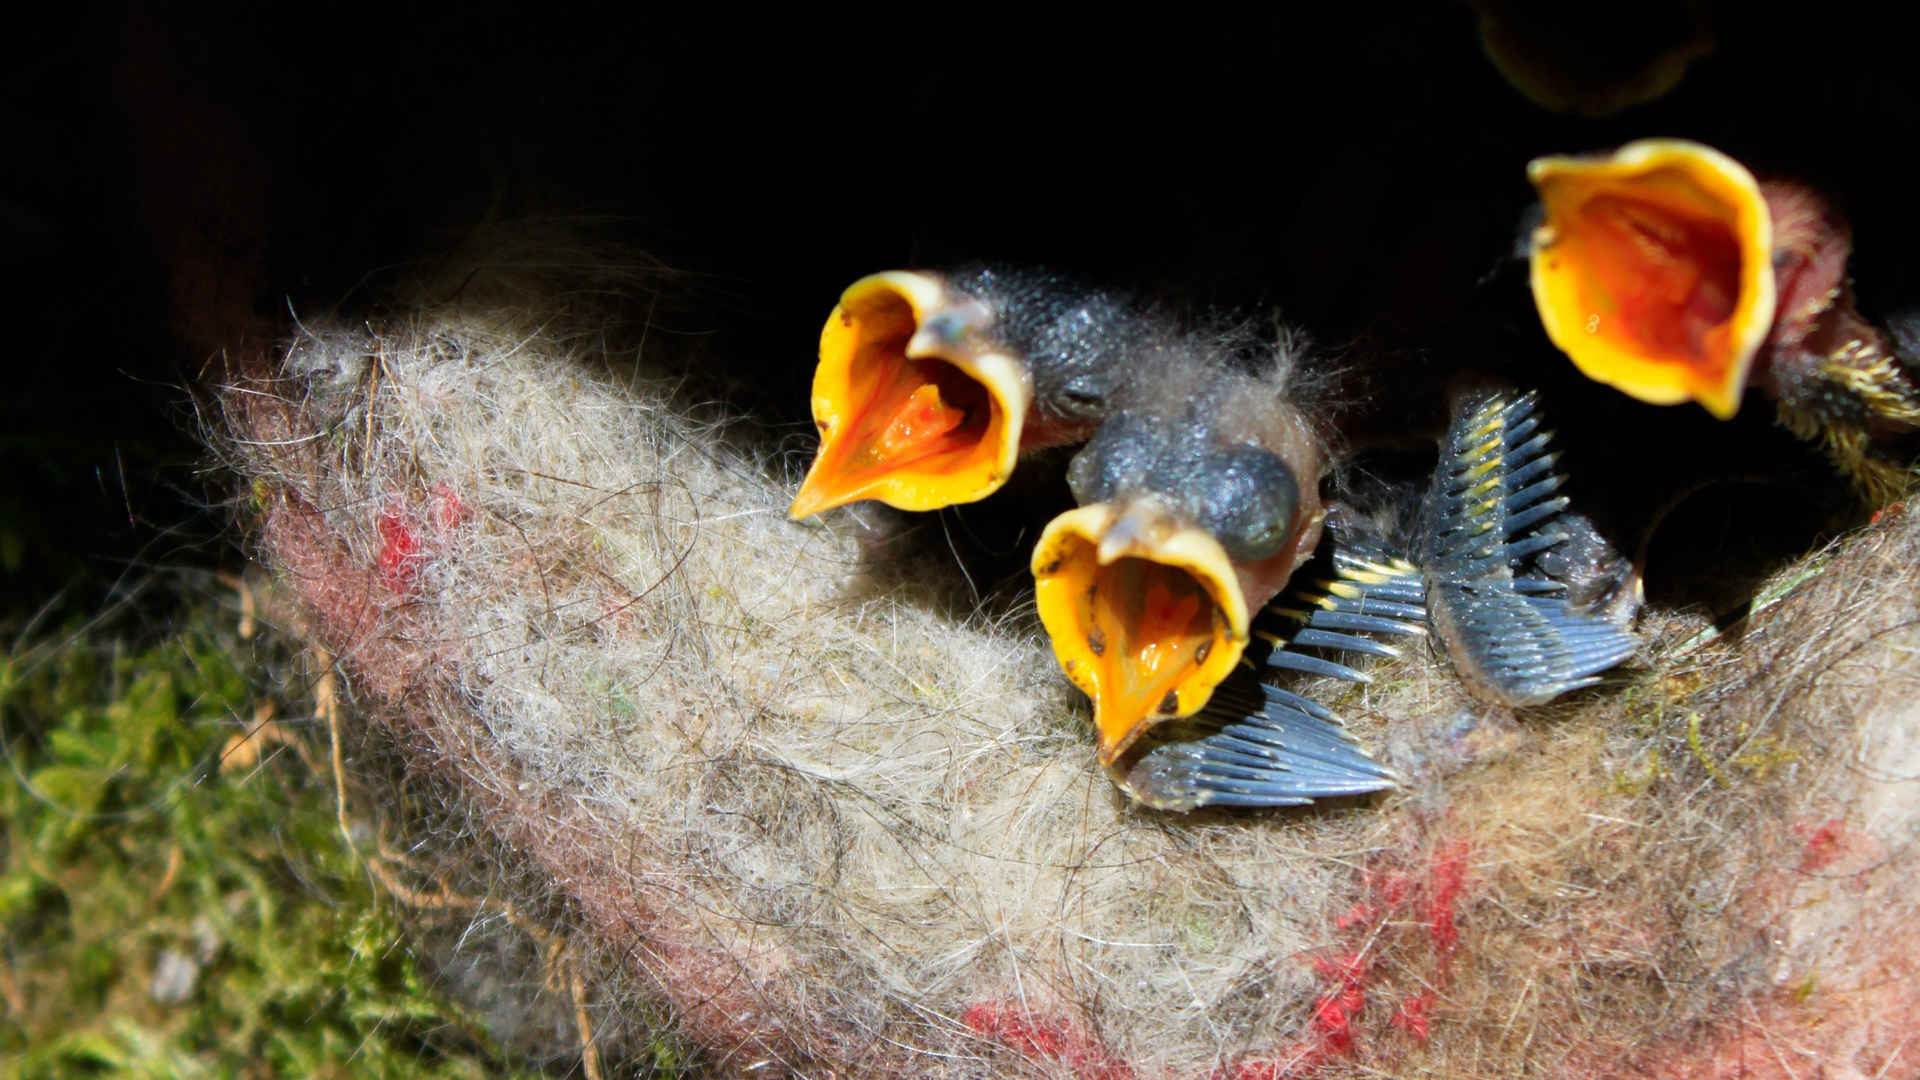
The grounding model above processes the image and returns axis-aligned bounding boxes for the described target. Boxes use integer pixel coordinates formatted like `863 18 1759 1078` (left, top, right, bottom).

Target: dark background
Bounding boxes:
9 3 1917 617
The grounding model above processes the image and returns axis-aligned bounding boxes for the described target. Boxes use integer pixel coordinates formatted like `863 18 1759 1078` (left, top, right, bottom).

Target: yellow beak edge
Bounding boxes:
791 271 1033 518
1032 502 1250 765
1528 138 1775 420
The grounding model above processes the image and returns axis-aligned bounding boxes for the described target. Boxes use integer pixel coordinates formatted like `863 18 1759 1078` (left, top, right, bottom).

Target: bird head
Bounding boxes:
791 271 1034 517
1526 138 1775 419
1032 375 1325 764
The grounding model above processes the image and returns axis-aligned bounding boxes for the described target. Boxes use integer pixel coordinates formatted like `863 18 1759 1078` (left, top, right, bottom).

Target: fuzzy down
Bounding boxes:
216 246 1920 1078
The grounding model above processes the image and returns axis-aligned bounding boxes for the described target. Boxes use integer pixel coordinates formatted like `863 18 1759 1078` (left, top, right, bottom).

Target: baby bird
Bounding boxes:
1526 138 1920 499
789 266 1147 518
1107 380 1643 810
1030 330 1327 766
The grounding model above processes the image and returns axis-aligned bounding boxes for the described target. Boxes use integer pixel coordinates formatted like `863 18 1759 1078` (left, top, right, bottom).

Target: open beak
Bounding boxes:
1527 139 1775 420
790 271 1034 517
1031 500 1251 765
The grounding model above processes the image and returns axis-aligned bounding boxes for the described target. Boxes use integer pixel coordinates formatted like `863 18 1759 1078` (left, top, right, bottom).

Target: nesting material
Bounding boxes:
216 240 1920 1077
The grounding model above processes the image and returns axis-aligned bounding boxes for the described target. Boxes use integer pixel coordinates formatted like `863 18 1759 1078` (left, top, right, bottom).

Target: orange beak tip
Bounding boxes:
803 272 1032 514
788 446 868 519
787 484 834 521
1033 504 1251 767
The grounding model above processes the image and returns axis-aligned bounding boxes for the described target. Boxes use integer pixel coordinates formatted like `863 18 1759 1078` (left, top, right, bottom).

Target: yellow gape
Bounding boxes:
1032 502 1249 764
791 272 1032 517
1527 139 1775 419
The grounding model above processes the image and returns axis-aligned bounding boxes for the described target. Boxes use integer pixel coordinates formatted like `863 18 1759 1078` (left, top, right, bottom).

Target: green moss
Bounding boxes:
1608 746 1667 796
1684 711 1729 788
1729 739 1800 780
0 600 539 1078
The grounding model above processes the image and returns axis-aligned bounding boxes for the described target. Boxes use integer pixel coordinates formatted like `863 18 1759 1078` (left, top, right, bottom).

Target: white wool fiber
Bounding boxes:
218 236 1920 1077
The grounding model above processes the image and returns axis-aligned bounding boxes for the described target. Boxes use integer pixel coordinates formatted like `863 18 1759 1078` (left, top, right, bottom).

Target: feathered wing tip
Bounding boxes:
1261 529 1427 683
1114 674 1401 810
1418 385 1639 706
1772 352 1920 503
1114 521 1420 811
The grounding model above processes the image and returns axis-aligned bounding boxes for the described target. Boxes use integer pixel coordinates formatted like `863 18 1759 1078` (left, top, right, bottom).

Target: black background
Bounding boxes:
9 3 1916 615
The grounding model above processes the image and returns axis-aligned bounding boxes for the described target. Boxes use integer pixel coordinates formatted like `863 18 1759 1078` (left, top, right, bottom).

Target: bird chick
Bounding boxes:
1030 336 1326 765
790 266 1145 517
1526 139 1920 498
1527 138 1775 421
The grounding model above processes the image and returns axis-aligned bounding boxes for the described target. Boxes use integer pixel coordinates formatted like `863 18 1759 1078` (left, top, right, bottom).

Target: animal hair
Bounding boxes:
213 226 1920 1077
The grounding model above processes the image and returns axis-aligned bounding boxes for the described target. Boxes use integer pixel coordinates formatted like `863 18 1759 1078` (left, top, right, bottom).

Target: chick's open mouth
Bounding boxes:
1033 507 1248 764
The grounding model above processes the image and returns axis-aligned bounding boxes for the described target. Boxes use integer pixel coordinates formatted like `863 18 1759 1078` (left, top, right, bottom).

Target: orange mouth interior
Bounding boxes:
1090 558 1218 749
1540 191 1743 383
1039 538 1233 764
1530 142 1774 420
1559 193 1743 374
834 351 991 483
791 284 1003 517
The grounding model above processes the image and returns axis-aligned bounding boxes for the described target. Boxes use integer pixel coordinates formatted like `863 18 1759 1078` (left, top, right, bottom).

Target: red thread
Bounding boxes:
1793 818 1846 873
962 1003 1136 1080
1293 836 1471 1058
1311 994 1354 1050
431 482 469 533
1423 841 1470 958
1306 949 1371 1054
1390 991 1435 1040
377 504 421 594
1311 950 1370 987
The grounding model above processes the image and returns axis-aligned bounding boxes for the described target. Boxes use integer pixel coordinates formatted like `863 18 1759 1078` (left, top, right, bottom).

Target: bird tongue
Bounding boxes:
1086 559 1219 760
870 378 976 461
791 350 992 517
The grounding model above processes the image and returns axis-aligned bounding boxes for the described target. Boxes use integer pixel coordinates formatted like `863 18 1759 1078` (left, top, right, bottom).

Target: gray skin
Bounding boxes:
918 266 1326 521
941 264 1147 431
1063 341 1322 567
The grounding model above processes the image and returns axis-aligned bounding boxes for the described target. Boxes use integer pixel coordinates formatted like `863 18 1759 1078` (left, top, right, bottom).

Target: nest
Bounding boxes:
213 235 1920 1077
